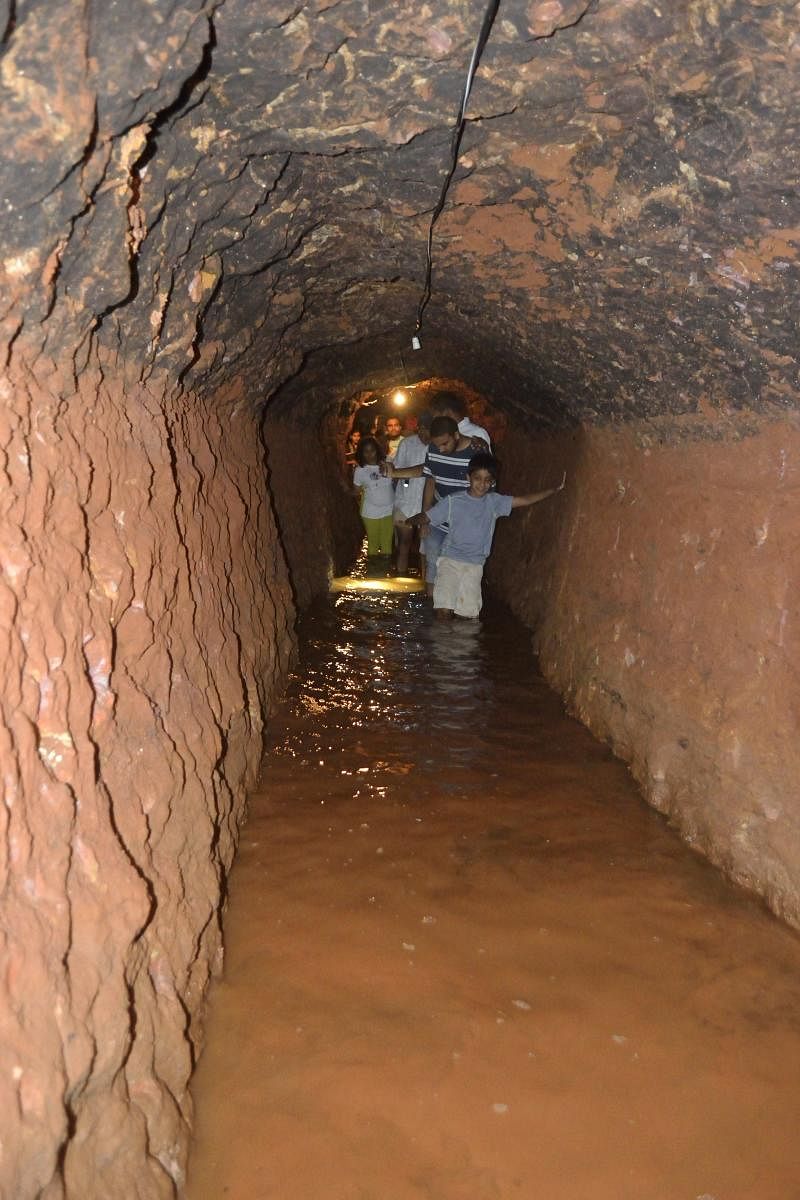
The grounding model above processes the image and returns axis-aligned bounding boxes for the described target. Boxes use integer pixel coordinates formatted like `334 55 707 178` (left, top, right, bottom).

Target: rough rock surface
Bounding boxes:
1 0 799 1194
2 0 799 414
0 352 294 1198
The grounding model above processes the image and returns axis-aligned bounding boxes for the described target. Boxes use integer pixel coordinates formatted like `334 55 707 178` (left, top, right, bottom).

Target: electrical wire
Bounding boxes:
414 0 501 341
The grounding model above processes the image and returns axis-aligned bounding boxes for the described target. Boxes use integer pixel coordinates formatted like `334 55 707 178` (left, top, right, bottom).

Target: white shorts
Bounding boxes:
433 557 484 617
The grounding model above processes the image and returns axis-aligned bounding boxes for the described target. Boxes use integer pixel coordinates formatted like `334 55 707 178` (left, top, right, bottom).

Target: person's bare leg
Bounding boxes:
425 558 435 598
395 524 412 575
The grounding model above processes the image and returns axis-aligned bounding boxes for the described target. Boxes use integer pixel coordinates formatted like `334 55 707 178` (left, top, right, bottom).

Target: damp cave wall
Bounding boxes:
0 350 296 1198
487 416 800 927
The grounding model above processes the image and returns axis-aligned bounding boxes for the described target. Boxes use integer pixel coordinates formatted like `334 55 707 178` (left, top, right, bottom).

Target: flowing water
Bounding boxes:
187 570 800 1200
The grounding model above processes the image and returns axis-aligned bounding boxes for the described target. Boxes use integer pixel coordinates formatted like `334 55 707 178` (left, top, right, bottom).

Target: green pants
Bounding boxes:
362 513 393 555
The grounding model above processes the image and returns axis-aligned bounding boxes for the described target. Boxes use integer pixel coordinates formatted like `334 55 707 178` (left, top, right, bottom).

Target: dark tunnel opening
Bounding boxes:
1 0 799 1194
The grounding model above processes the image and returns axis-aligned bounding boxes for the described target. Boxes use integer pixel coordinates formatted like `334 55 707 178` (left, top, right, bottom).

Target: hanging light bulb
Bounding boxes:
392 389 408 407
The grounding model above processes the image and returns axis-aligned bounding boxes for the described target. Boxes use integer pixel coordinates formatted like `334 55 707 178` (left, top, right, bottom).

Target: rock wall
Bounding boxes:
489 416 800 926
0 352 294 1198
263 409 363 609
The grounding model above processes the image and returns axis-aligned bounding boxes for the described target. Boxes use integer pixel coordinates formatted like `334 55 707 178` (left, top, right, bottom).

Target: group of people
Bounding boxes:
350 392 566 619
344 415 403 468
349 412 429 569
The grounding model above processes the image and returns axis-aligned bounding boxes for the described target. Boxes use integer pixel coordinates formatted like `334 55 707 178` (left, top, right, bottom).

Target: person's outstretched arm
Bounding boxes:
511 471 566 509
409 494 447 531
382 461 423 479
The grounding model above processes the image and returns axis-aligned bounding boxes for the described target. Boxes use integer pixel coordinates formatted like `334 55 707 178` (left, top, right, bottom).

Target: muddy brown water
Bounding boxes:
187 574 800 1200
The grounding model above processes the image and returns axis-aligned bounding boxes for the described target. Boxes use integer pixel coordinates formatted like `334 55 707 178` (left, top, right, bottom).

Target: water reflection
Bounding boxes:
423 620 492 763
331 541 424 594
329 576 422 594
291 578 503 770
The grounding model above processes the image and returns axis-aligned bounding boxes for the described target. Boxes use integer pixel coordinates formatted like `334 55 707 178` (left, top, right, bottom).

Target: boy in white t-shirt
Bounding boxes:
409 453 566 618
352 436 395 556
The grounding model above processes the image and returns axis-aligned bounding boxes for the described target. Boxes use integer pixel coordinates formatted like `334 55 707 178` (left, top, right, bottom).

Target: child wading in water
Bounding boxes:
352 436 395 557
409 453 566 618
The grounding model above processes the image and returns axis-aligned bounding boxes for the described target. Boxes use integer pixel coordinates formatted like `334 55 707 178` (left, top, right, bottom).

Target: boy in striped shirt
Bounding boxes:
384 415 474 593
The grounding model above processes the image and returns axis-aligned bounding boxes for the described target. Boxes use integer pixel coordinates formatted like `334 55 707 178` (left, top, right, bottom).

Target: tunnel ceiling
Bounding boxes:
2 0 799 424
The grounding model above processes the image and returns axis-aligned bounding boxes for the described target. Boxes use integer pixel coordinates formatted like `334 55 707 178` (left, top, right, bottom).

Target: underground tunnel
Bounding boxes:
1 0 800 1195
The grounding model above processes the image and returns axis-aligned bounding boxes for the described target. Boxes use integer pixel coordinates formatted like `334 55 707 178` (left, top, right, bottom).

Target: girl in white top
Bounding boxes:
352 437 395 556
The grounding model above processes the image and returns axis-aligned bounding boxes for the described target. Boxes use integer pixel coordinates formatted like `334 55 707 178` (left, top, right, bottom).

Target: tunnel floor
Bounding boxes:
186 568 800 1200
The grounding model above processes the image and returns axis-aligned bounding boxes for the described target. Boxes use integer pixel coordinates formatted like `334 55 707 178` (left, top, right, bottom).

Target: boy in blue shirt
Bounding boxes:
409 453 566 619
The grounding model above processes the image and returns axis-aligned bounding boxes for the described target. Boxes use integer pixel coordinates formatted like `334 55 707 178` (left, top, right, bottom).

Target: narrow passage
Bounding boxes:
187 579 800 1200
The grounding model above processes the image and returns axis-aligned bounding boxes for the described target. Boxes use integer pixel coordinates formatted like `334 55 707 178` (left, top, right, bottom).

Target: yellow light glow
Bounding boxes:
392 389 408 407
329 576 424 594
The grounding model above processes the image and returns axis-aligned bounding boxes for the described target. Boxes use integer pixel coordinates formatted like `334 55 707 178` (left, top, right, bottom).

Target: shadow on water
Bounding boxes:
187 569 800 1200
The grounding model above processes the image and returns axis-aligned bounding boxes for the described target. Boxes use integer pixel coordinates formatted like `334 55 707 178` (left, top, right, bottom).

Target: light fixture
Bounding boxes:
392 389 408 407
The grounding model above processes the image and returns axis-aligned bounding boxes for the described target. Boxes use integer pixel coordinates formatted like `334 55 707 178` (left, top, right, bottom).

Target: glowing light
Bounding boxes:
329 576 424 594
392 389 408 407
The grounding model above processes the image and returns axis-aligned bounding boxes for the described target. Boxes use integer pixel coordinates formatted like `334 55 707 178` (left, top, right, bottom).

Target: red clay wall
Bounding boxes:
0 352 294 1198
489 417 800 926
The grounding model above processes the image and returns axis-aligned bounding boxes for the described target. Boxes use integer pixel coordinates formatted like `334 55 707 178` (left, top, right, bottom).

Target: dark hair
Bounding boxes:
417 410 432 430
430 391 467 419
356 435 384 466
468 452 499 480
429 415 458 438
